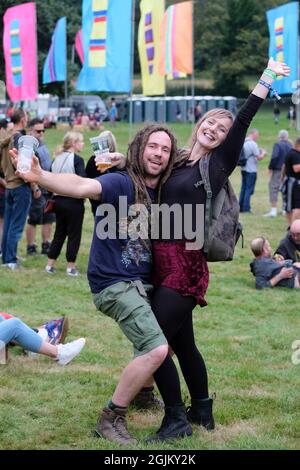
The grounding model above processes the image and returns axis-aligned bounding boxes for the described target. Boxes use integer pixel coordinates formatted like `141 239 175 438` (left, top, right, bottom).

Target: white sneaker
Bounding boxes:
66 268 80 277
263 211 276 217
45 265 56 274
56 338 86 365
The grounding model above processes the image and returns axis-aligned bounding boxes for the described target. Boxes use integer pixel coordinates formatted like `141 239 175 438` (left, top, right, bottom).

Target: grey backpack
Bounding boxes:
195 155 243 262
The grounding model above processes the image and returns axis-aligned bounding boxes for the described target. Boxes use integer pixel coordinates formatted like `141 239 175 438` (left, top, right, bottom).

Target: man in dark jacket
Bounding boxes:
250 237 299 289
264 130 292 217
274 219 300 262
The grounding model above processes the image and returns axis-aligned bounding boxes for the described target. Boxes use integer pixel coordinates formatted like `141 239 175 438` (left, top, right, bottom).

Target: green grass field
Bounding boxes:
1 108 300 450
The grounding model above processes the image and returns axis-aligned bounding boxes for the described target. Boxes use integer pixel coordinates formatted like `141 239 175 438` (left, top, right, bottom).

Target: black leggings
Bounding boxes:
48 197 84 263
152 286 209 406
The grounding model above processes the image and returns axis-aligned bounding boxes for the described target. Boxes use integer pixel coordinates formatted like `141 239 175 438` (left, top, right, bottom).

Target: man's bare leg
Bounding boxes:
112 344 168 406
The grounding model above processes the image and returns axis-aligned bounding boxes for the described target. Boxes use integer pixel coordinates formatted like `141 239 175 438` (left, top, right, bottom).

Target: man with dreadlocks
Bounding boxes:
11 124 179 446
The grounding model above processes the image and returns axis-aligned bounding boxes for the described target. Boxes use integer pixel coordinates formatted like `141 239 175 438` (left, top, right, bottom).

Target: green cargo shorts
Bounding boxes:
93 281 167 357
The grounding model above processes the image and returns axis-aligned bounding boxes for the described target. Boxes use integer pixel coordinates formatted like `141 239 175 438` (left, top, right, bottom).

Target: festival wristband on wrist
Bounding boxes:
258 79 281 101
263 68 277 80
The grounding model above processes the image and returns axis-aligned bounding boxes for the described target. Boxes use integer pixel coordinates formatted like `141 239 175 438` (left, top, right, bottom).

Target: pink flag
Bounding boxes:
3 2 38 102
75 29 84 65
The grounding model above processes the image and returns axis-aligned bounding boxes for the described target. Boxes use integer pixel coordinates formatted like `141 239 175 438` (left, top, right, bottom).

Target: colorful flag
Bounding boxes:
43 17 67 84
77 0 133 92
3 2 37 102
159 1 192 77
138 0 165 96
167 71 187 81
75 29 84 65
267 2 298 94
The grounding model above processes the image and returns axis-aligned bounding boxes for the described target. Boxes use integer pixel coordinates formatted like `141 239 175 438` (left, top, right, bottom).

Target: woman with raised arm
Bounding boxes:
147 58 290 442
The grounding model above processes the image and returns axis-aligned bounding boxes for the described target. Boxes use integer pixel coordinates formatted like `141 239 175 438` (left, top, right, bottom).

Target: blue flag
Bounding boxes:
43 17 67 84
266 2 298 95
76 0 133 92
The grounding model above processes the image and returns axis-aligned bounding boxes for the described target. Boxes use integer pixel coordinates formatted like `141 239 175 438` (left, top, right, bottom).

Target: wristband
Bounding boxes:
258 79 281 101
263 68 277 80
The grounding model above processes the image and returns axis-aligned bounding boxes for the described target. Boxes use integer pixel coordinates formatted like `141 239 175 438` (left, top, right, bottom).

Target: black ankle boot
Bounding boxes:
186 397 215 430
147 404 192 443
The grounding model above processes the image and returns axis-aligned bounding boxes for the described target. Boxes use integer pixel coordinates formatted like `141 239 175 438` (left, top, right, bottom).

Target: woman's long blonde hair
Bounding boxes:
176 108 234 166
55 131 84 155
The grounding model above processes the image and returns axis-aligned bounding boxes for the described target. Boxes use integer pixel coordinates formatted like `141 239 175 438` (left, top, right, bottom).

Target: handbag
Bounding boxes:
44 197 55 214
43 153 71 215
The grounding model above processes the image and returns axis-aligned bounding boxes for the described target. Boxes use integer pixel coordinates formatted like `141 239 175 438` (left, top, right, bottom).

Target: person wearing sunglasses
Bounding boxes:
25 118 55 256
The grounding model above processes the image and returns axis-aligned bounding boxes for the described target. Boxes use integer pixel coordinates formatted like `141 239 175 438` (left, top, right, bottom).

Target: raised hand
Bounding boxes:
267 57 290 77
9 148 42 183
110 152 126 170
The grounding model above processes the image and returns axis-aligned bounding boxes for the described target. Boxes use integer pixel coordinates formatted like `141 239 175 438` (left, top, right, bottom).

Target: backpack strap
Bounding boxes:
194 155 212 254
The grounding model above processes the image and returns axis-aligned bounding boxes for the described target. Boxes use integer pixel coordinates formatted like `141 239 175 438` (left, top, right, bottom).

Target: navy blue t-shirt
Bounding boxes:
87 171 155 293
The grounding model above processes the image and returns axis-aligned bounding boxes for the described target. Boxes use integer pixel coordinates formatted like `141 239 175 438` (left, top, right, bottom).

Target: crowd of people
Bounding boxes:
1 57 298 447
238 123 300 225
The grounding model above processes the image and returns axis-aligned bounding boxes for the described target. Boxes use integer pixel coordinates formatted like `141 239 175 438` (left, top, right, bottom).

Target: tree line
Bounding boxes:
0 0 293 98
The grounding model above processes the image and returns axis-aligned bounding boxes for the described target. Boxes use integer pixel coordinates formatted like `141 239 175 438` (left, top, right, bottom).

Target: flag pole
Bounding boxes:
191 0 195 129
297 34 300 131
129 0 136 140
65 19 68 106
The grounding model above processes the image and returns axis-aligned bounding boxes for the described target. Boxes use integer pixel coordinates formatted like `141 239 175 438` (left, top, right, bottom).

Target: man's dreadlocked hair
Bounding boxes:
126 124 177 206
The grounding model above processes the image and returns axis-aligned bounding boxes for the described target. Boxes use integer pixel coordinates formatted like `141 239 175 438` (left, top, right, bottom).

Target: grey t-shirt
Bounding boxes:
242 138 260 173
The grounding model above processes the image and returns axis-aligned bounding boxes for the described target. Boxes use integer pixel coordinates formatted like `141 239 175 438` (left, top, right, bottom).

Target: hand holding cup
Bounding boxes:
17 135 39 173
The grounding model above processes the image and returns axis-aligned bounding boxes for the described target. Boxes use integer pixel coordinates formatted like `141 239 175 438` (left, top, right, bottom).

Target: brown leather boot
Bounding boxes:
95 407 137 446
131 387 164 410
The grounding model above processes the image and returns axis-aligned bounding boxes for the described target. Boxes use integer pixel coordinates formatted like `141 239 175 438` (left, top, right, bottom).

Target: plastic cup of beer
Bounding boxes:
17 135 39 173
90 136 112 171
94 149 112 172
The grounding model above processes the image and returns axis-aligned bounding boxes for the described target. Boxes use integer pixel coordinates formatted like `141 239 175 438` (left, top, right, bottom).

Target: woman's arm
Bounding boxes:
215 58 290 177
252 57 290 99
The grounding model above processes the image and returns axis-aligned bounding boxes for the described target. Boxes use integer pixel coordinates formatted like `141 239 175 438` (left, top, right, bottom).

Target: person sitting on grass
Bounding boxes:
0 312 85 365
250 237 300 289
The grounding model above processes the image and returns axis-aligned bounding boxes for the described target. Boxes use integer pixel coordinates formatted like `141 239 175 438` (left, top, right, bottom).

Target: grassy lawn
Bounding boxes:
1 107 300 450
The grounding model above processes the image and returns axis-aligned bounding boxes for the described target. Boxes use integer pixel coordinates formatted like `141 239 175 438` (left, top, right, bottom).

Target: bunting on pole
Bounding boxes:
3 2 37 102
266 1 298 94
43 17 67 84
75 29 84 65
138 0 165 96
159 1 192 77
77 0 133 92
